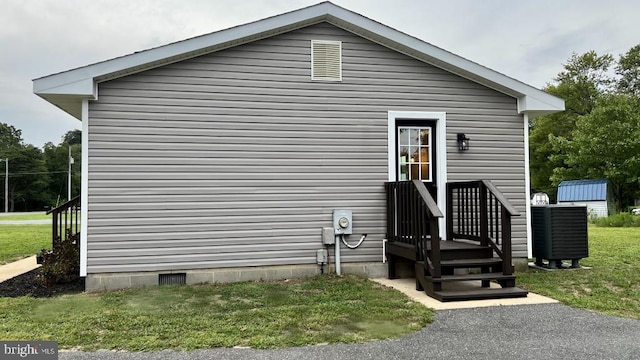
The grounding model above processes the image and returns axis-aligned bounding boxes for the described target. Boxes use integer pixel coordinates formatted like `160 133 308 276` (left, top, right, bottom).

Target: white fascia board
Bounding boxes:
34 77 94 96
517 94 565 115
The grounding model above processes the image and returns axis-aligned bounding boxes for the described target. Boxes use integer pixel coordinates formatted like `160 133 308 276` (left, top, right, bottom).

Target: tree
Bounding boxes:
617 45 640 97
43 131 82 206
530 44 640 210
0 122 50 211
529 51 614 200
550 95 640 211
0 123 22 151
62 129 82 146
9 145 50 211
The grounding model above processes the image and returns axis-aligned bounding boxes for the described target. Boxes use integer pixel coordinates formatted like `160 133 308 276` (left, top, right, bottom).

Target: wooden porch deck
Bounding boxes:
385 180 528 302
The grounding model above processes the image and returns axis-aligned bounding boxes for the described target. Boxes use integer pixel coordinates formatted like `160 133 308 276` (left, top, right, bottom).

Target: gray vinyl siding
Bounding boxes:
86 22 527 273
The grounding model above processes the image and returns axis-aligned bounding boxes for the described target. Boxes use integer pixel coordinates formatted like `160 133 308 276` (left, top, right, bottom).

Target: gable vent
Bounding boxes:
311 40 342 81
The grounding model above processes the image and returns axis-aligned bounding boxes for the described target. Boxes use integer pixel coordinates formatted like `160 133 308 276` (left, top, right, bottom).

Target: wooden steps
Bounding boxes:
427 272 515 283
433 287 529 302
389 239 528 302
440 258 503 267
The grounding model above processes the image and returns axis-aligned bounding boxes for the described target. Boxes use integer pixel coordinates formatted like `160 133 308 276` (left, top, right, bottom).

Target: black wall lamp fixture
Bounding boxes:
457 133 470 151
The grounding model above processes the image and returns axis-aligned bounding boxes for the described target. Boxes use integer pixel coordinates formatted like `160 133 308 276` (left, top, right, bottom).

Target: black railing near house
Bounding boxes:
46 195 81 251
446 181 519 275
385 180 443 278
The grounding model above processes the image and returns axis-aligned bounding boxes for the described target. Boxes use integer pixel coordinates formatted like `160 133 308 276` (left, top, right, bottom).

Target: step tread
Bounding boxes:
434 287 529 301
440 258 503 267
430 273 516 282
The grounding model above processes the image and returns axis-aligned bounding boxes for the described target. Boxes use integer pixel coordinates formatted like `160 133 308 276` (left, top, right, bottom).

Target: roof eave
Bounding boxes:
33 1 565 118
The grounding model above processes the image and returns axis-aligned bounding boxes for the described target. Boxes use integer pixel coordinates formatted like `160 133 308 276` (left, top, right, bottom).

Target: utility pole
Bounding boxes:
1 159 7 213
68 147 74 201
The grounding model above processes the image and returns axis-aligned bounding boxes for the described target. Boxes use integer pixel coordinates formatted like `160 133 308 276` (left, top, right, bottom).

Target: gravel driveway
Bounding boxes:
59 303 640 360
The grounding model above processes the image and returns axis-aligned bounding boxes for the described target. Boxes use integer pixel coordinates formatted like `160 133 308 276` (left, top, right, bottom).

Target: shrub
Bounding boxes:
591 212 640 227
37 232 80 286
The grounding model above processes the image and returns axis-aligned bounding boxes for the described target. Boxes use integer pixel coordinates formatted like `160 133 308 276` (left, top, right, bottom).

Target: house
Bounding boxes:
557 179 612 218
33 2 564 300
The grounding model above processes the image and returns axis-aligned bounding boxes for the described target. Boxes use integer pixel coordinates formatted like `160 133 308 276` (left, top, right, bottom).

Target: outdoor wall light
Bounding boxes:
457 133 470 151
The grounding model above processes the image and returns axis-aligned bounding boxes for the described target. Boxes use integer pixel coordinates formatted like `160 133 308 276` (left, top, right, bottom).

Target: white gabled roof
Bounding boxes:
33 1 564 119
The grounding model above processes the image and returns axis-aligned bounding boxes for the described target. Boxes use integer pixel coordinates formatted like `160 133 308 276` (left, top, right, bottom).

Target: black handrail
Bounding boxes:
446 181 519 275
385 180 443 278
47 195 81 251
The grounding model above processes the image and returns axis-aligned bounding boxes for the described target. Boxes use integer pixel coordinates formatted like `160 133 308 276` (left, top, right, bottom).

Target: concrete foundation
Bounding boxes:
85 257 529 292
85 262 388 292
513 258 529 272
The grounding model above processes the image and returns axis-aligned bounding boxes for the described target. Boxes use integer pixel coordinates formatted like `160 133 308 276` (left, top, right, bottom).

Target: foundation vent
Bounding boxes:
159 273 186 286
311 40 342 81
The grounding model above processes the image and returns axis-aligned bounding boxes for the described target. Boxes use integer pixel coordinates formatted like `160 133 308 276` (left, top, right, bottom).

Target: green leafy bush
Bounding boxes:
37 232 80 286
591 212 640 227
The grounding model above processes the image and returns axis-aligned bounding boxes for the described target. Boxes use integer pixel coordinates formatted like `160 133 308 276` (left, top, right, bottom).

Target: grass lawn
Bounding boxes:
518 226 640 319
0 213 50 221
0 224 50 264
0 275 434 351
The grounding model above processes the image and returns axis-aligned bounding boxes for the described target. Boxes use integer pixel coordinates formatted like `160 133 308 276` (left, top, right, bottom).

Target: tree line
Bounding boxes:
0 125 80 212
530 44 640 212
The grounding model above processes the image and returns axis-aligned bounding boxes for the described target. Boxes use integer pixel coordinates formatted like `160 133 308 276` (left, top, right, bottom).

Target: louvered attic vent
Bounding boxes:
311 40 342 81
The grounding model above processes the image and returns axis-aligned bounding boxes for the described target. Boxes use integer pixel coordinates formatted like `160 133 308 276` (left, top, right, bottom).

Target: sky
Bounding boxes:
2 0 639 148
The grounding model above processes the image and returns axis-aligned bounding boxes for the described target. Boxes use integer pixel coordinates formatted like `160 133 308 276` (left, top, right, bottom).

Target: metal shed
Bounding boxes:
557 179 611 218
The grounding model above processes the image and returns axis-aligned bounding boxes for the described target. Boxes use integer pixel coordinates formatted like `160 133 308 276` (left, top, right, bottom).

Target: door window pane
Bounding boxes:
410 164 420 180
421 163 430 180
420 147 429 163
398 126 432 182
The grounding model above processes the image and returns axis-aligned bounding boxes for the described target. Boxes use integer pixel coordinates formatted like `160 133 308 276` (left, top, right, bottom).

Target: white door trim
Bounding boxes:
388 111 447 240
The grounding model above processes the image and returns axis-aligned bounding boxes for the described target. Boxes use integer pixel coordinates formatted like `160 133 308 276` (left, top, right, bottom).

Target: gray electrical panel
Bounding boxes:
333 209 353 235
316 249 328 264
322 227 335 245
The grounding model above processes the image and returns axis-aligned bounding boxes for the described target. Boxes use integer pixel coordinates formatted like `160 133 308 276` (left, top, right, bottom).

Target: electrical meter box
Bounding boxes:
333 209 353 235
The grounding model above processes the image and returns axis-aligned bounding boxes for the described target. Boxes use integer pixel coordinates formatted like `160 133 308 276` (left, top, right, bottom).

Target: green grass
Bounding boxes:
0 224 50 264
590 212 640 227
518 226 640 319
0 275 434 351
0 213 50 221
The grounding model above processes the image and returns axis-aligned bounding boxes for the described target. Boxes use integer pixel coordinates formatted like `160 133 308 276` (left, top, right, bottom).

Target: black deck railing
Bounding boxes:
385 180 443 278
46 195 81 251
446 180 520 275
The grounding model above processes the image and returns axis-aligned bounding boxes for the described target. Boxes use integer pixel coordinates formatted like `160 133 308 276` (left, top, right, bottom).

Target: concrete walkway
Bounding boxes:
372 277 558 310
0 256 40 282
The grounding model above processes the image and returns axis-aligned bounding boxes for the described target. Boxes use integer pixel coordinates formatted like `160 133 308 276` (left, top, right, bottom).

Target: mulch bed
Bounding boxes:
0 268 84 298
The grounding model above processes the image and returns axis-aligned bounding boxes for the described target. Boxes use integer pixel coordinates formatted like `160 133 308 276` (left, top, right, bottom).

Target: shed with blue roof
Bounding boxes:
557 179 612 217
